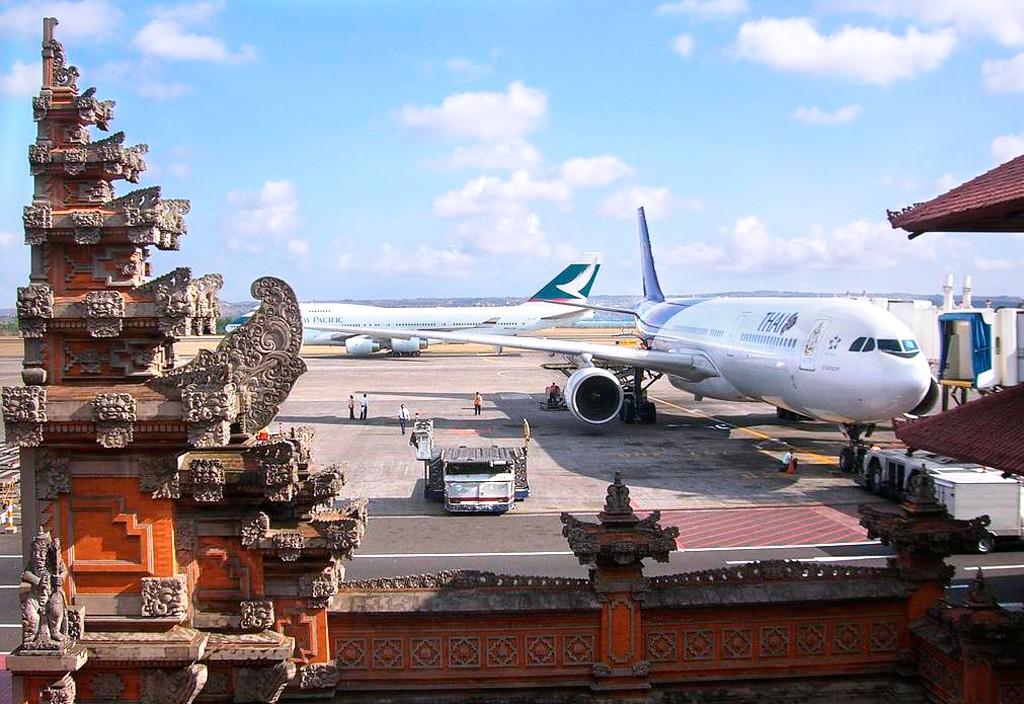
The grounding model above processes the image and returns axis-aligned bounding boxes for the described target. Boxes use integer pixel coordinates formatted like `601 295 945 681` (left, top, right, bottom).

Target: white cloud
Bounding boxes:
442 141 543 171
656 0 748 19
661 216 949 272
150 1 225 24
225 180 301 254
852 0 1024 47
138 78 194 100
433 171 571 218
0 60 40 97
0 0 122 39
133 19 256 62
443 57 493 78
454 212 550 256
792 104 862 125
975 256 1016 271
736 18 956 86
372 243 475 277
983 52 1024 92
559 156 634 188
932 172 959 196
992 133 1024 163
396 81 548 142
0 232 16 249
672 34 695 57
286 238 309 259
598 186 701 221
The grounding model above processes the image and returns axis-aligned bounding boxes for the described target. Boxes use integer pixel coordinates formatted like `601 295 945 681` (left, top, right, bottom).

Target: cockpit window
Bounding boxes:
902 339 919 352
877 339 901 353
862 338 875 352
849 337 865 352
877 338 920 358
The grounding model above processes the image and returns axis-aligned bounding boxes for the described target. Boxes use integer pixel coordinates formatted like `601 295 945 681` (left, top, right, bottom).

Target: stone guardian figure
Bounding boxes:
19 529 69 651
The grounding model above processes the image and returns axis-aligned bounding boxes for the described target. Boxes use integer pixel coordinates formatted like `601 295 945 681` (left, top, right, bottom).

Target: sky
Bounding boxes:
1 0 1023 302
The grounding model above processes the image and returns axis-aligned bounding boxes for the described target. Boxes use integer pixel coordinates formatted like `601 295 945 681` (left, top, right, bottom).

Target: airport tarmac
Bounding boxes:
0 339 1020 654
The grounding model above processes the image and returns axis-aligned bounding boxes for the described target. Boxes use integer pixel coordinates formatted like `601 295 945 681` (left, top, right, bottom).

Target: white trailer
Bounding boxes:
932 472 1024 553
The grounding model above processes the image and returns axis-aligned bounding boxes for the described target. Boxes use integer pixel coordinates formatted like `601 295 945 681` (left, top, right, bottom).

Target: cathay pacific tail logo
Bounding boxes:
529 260 601 303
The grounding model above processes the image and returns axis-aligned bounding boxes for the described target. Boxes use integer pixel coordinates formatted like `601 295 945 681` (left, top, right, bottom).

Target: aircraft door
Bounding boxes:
727 313 752 358
799 318 830 371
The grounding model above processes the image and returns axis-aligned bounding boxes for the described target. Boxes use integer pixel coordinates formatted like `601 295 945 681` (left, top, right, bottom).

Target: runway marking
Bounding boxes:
0 556 21 559
649 395 837 465
725 555 889 565
961 564 1024 571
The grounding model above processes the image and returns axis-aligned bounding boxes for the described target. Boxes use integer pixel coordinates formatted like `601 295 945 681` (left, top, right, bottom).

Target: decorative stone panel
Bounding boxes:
411 638 442 669
83 290 124 337
190 458 224 503
563 634 594 665
448 636 481 668
141 575 188 617
239 600 274 631
70 209 103 244
2 385 46 447
372 638 404 669
91 392 136 448
722 628 752 659
140 664 207 704
797 624 826 656
35 451 70 500
833 623 862 653
336 639 367 669
646 631 676 662
90 672 124 700
487 636 518 667
16 283 53 338
525 636 555 666
869 622 899 652
182 383 237 447
232 661 295 704
273 532 303 562
298 662 340 689
760 626 789 657
240 512 270 548
684 629 714 661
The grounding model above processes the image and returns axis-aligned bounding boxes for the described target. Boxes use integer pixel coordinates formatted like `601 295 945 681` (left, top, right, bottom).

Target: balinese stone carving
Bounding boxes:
63 148 87 176
309 463 346 502
35 451 70 500
112 186 190 250
241 513 270 548
182 384 238 447
74 180 113 204
28 143 51 175
300 566 340 608
298 662 339 689
65 606 83 640
339 570 589 591
90 392 136 448
33 93 52 122
157 277 306 436
70 209 104 244
19 530 70 652
646 560 896 588
23 204 52 243
17 283 54 338
140 575 188 618
82 290 124 337
310 498 367 559
90 672 124 700
190 458 225 502
239 600 275 631
74 87 114 130
40 673 76 704
232 661 295 704
273 532 304 562
140 664 207 704
45 31 78 90
139 455 181 499
3 385 47 447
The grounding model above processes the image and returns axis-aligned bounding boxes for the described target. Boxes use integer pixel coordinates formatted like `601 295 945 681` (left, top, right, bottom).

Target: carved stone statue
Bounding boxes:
20 529 70 652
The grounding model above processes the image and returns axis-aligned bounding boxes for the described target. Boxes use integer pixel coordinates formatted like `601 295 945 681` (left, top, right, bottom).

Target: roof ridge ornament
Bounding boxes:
42 18 78 92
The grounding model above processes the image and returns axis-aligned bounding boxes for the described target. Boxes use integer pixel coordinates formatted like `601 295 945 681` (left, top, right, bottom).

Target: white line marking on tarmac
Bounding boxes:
961 564 1024 571
725 555 890 565
0 625 21 628
0 556 22 559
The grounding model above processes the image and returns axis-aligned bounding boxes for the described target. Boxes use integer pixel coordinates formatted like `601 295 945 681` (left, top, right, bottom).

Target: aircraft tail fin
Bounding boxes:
528 252 603 303
638 207 665 303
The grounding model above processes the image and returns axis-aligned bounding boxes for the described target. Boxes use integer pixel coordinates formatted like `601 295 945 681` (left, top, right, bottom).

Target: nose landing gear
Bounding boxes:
838 423 874 474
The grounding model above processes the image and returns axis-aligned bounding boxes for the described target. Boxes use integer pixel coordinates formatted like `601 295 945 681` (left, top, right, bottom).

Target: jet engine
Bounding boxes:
565 367 623 425
344 336 380 356
390 337 427 355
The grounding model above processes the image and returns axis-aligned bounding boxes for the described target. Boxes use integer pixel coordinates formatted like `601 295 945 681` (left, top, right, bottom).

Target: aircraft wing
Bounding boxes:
307 324 720 381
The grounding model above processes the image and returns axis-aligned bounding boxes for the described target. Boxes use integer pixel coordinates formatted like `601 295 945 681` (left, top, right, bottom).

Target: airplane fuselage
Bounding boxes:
637 297 932 424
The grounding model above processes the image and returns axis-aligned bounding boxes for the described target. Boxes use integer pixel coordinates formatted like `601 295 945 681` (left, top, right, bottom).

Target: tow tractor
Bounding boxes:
412 419 531 514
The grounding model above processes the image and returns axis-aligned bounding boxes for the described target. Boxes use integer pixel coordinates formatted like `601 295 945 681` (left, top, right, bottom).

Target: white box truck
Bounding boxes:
931 472 1024 553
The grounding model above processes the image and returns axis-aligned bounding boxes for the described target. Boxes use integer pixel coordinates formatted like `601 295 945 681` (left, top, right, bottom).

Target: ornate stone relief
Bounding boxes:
23 204 52 245
181 384 237 448
45 34 78 90
32 93 52 122
272 532 304 562
239 600 275 631
190 458 225 502
16 283 53 338
35 451 70 500
2 385 46 447
90 672 124 700
74 87 114 130
40 673 76 704
82 290 124 337
241 513 270 548
90 392 135 448
232 661 295 704
309 463 346 502
139 455 181 499
69 210 104 245
140 575 188 618
140 664 207 704
298 662 339 689
300 566 340 608
112 186 190 251
19 530 72 653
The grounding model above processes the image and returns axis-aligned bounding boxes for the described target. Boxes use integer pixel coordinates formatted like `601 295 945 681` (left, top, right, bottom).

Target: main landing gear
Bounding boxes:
838 423 874 474
618 366 661 425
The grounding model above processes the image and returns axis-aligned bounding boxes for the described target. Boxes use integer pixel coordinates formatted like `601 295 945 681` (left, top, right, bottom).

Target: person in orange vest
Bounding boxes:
473 392 483 416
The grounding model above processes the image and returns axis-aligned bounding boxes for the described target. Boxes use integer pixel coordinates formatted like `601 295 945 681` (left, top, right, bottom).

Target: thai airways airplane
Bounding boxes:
308 209 938 469
226 254 602 356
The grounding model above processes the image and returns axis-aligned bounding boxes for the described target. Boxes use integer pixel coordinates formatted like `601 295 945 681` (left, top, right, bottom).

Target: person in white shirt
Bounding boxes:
360 393 369 420
398 404 411 435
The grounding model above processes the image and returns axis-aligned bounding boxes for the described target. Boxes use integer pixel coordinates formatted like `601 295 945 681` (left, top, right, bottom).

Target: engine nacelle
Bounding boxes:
345 336 380 356
565 367 623 426
909 377 940 416
390 337 427 354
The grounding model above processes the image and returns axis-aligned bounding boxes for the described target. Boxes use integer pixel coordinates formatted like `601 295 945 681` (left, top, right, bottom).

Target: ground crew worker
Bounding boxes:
398 404 411 434
360 393 369 420
348 395 355 420
1 501 14 533
779 450 793 473
473 392 483 416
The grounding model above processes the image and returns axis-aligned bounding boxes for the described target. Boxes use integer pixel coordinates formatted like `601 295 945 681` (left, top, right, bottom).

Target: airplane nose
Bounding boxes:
892 363 933 415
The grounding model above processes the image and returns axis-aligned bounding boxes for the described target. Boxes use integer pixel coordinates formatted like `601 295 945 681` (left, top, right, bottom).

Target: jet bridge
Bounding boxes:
938 307 1024 408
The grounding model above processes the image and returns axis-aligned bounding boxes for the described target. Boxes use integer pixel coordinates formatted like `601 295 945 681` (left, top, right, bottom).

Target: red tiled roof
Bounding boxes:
887 154 1024 236
894 383 1024 477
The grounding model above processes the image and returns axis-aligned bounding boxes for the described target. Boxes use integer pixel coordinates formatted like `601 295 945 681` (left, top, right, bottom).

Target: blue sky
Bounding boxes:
1 0 1023 302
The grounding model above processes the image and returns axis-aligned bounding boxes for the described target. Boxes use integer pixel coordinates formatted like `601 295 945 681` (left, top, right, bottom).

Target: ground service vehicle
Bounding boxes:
857 447 1023 552
413 419 530 514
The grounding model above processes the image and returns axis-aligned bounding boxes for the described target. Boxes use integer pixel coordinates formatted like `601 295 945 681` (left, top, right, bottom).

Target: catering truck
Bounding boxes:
856 447 1023 552
412 419 530 513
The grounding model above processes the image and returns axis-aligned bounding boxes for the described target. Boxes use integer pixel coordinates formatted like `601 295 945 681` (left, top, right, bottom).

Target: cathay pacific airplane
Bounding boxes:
227 254 602 356
308 210 938 470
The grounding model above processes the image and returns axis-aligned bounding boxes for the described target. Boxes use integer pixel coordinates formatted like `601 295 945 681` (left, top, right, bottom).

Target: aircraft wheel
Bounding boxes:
865 458 882 493
838 447 856 474
620 400 637 424
639 401 657 424
977 533 996 554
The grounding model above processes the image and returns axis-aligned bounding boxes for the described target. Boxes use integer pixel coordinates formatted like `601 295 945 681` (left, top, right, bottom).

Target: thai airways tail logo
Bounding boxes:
528 254 603 303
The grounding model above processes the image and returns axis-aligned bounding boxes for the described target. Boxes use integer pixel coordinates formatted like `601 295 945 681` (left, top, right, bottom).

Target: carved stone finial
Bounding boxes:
18 529 71 653
3 385 47 447
40 673 76 704
964 568 997 609
233 661 295 704
239 600 275 631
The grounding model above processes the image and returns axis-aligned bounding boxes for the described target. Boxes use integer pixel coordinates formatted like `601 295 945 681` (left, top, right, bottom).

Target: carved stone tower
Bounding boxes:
4 19 365 704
